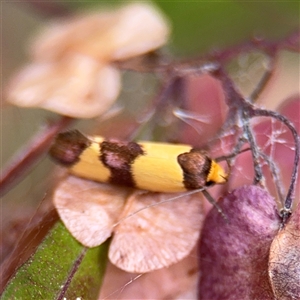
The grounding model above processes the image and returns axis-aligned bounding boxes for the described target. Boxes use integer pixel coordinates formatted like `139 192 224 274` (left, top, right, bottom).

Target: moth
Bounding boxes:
49 130 228 273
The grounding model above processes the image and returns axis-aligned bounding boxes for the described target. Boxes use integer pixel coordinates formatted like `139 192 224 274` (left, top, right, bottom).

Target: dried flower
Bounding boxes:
54 175 204 273
269 201 300 299
199 185 281 299
6 3 170 118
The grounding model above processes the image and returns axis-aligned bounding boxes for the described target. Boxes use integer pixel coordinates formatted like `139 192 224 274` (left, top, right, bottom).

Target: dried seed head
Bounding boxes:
269 201 300 299
199 185 281 299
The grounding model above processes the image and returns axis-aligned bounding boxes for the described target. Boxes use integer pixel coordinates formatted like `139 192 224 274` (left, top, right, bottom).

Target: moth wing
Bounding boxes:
53 175 131 247
109 191 204 273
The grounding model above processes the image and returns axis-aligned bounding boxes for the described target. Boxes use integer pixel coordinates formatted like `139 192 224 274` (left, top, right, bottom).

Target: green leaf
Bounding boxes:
155 1 299 54
1 222 109 300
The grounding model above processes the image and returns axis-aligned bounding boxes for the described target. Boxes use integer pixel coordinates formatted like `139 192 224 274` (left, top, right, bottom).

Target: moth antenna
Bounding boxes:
101 274 143 299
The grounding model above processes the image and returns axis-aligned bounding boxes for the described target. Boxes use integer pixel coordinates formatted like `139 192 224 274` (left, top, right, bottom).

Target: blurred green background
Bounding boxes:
78 1 299 55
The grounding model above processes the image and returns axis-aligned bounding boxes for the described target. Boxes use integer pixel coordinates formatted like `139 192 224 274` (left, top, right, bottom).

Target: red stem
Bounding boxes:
0 116 73 197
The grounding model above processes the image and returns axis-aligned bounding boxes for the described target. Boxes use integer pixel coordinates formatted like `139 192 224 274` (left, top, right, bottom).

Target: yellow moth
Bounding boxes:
50 130 227 273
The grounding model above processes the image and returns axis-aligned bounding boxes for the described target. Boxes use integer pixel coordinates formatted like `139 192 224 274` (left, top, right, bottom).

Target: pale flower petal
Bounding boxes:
53 175 131 247
52 175 204 272
32 3 170 61
96 3 171 60
109 190 204 273
31 13 115 61
6 3 170 117
7 54 121 118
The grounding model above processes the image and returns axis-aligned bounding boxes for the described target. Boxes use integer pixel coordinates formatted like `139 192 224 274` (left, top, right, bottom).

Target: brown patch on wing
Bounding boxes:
177 149 212 189
100 140 144 187
49 130 91 166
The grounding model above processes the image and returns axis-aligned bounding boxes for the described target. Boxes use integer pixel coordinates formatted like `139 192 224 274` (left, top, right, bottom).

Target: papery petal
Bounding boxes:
104 3 170 61
109 190 204 273
7 54 120 118
53 175 131 247
32 13 114 61
32 3 170 62
100 252 198 299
